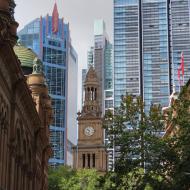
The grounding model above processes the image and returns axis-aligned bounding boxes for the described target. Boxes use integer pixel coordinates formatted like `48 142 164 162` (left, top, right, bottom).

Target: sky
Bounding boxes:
15 0 113 109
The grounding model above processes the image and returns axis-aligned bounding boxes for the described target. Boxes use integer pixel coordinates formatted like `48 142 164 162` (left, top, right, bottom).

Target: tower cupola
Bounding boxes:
81 66 101 117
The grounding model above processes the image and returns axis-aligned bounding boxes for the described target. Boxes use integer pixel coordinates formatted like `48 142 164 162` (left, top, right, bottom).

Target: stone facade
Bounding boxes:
0 1 53 190
73 67 107 173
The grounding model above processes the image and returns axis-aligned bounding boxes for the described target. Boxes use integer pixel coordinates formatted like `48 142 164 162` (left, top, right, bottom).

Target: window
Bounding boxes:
88 154 90 168
82 154 85 168
92 154 96 168
43 47 66 65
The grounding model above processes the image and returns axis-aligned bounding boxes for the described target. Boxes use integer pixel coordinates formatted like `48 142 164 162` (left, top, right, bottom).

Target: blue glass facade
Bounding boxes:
142 0 170 112
170 0 190 90
18 15 73 165
114 0 190 110
114 0 140 107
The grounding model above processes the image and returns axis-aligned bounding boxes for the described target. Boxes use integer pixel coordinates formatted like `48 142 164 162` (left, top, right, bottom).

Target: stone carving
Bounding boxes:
0 0 18 46
33 57 43 74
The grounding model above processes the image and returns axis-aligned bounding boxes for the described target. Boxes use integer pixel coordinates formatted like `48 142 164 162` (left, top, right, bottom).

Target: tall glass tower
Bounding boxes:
170 0 190 90
84 20 114 170
18 3 78 166
114 0 190 110
92 19 113 113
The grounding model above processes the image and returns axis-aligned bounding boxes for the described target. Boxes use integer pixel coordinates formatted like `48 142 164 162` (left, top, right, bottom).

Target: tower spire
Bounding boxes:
52 2 59 34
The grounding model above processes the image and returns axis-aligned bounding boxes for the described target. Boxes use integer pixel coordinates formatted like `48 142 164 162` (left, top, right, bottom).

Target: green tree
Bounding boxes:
48 166 75 190
60 169 100 190
167 86 190 189
103 94 173 189
48 166 101 190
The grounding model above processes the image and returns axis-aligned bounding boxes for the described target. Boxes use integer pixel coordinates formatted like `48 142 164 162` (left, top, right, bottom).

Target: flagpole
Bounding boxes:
178 68 181 92
181 51 184 86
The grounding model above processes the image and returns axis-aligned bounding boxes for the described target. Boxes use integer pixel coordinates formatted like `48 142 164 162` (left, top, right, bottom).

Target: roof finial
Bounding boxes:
32 57 43 74
52 1 59 34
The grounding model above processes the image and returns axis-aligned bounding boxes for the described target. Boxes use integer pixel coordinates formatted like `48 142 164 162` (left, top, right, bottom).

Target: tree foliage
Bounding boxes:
48 166 101 190
49 89 190 190
166 86 190 189
60 168 100 190
48 166 75 190
103 93 190 189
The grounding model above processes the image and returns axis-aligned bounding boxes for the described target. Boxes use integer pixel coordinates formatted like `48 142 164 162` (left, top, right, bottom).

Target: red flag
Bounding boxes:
52 3 59 34
180 52 184 76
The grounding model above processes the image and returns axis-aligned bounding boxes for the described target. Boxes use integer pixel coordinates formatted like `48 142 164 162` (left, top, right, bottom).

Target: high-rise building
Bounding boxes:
18 3 78 166
114 0 190 111
84 20 114 170
66 45 78 166
86 20 114 113
82 68 87 104
170 0 190 90
87 46 94 67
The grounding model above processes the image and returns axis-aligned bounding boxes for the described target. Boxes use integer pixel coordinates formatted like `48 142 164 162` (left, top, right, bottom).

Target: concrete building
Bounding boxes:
0 1 53 189
18 3 78 166
113 0 190 112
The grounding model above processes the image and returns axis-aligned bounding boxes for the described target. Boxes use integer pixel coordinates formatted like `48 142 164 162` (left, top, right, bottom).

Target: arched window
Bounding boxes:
95 88 97 100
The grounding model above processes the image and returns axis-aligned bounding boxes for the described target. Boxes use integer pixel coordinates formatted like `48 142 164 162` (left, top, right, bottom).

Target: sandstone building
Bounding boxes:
73 67 107 173
0 1 53 190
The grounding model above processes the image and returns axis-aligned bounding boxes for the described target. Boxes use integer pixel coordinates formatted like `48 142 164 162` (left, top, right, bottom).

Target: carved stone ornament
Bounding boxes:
0 0 18 46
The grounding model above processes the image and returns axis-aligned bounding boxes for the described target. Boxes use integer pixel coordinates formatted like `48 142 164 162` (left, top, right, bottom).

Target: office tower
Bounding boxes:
84 20 114 170
18 3 78 166
87 46 94 67
67 46 78 166
114 0 190 111
170 0 190 90
82 68 87 104
81 47 94 105
87 19 114 113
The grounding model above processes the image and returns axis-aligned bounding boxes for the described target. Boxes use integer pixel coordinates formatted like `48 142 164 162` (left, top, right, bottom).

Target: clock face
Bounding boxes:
84 126 95 136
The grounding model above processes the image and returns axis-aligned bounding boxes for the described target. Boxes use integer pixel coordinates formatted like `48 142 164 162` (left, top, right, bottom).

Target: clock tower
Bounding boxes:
73 66 107 173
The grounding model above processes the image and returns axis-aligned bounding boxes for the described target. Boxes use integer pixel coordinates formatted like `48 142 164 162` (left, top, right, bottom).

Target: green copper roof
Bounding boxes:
14 43 38 68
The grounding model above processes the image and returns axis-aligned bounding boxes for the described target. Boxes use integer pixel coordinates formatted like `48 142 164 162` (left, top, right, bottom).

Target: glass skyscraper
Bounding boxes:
170 0 190 90
85 20 113 113
92 19 114 113
85 20 114 170
114 0 190 111
18 3 78 165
